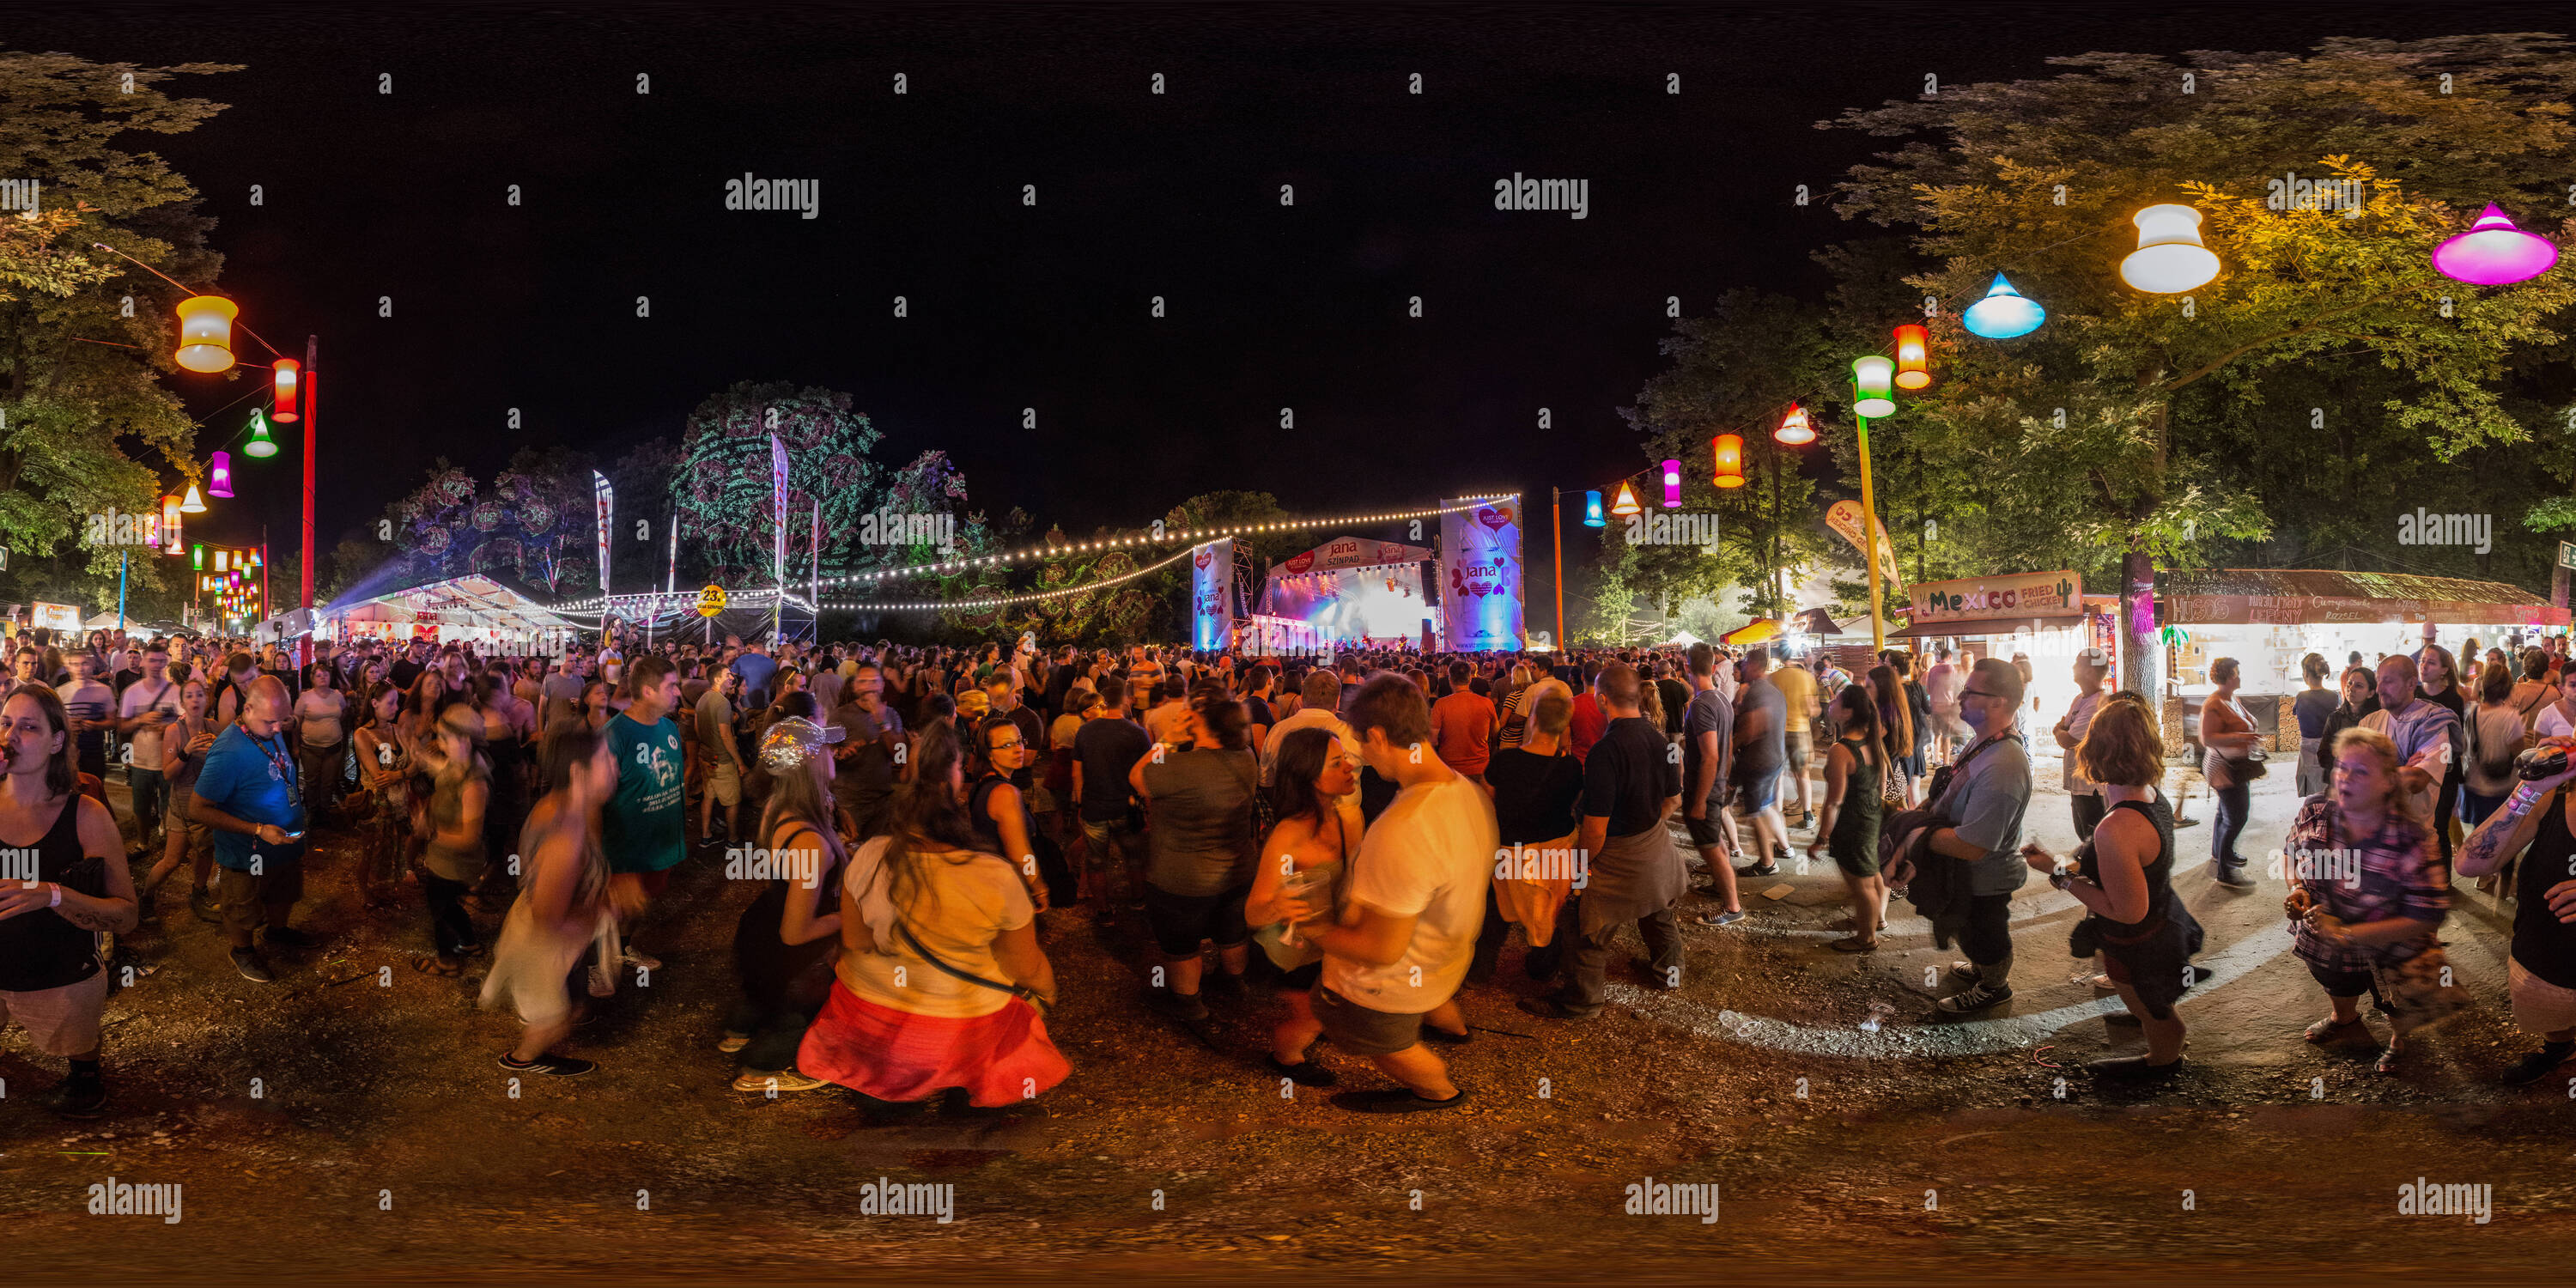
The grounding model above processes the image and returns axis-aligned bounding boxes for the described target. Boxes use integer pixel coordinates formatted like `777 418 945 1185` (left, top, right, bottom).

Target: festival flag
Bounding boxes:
592 471 614 594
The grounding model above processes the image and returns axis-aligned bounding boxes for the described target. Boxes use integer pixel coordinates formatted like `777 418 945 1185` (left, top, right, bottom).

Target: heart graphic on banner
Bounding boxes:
1476 507 1510 531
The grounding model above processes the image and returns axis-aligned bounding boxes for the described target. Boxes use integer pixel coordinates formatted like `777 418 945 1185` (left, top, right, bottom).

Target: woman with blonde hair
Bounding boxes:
2283 726 2450 1074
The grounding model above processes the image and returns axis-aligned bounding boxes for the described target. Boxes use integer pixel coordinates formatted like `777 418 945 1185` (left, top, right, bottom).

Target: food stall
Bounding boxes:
2160 567 2571 750
1891 571 2114 736
320 573 585 655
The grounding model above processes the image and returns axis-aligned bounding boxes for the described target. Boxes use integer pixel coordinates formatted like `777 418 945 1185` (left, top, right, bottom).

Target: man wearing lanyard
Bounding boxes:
1922 659 2034 1014
190 677 315 983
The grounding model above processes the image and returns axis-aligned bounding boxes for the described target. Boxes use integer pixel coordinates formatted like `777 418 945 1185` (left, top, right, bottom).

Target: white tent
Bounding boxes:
322 574 583 651
1665 629 1704 647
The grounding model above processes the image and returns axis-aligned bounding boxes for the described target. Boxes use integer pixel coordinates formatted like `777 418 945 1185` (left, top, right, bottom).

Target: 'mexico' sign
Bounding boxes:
1909 571 2081 623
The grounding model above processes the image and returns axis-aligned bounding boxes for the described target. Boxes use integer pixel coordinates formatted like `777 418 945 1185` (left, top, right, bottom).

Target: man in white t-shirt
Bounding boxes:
1297 673 1498 1114
1923 645 1967 759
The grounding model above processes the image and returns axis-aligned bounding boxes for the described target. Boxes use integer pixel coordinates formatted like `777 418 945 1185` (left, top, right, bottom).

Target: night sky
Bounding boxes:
15 2 2555 580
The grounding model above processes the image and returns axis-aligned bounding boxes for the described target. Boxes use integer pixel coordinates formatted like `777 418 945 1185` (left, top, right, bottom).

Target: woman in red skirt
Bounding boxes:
799 721 1066 1115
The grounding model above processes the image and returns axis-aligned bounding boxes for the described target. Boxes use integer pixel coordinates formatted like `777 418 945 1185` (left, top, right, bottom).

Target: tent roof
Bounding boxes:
325 573 580 634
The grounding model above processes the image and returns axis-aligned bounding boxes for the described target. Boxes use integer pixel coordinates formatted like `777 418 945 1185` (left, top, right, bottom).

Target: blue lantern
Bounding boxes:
1961 273 2046 339
1583 490 1606 527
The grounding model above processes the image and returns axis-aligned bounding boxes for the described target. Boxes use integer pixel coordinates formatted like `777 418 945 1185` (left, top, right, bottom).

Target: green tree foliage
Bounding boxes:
0 50 237 601
1820 35 2576 690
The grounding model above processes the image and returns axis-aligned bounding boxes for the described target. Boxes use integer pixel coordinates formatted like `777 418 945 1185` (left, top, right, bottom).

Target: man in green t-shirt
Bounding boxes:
603 654 686 978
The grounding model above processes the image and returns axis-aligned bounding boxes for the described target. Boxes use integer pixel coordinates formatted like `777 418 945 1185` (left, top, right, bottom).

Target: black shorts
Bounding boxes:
1275 960 1323 991
1685 809 1728 848
2305 960 2384 1003
1145 882 1251 957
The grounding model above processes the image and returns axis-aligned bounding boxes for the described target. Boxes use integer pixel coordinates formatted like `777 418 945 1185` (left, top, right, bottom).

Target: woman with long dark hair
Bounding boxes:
1815 685 1890 952
722 696 853 1093
350 681 413 908
411 705 491 977
293 660 348 819
799 722 1067 1119
483 720 627 1076
1242 726 1361 1084
0 685 136 1116
1867 664 1917 809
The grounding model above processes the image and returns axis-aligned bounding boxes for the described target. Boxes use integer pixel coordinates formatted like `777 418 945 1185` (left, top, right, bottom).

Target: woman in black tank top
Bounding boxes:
2020 694 2201 1083
0 686 139 1117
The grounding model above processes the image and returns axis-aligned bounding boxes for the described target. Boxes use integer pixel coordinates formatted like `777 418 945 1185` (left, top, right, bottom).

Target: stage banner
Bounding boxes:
1440 497 1525 651
1192 539 1234 652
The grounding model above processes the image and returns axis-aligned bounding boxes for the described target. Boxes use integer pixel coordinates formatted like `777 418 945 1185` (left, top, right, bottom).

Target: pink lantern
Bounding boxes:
2432 204 2558 286
208 450 234 499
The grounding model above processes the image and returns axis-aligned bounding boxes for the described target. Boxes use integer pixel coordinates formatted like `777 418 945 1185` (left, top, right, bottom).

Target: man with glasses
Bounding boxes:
1921 658 2035 1015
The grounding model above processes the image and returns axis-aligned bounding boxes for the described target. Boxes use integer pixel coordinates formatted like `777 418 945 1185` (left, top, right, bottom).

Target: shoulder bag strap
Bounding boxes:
894 916 1048 1015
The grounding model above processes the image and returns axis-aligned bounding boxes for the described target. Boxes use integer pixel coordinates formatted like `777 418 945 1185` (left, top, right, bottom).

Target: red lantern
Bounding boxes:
1893 324 1931 390
1711 434 1746 489
271 358 301 422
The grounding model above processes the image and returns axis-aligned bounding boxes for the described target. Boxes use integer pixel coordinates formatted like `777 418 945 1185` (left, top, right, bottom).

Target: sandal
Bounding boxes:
1828 936 1880 953
411 954 466 977
2375 1043 2404 1075
2304 1015 2366 1043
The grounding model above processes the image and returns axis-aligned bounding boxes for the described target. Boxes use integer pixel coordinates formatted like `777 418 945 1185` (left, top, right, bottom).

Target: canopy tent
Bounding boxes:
1665 629 1704 647
1792 607 1844 636
322 573 585 650
2160 567 2569 628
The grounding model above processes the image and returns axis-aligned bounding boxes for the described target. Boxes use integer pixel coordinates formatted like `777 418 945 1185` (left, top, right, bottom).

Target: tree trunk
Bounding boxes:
2120 544 2161 704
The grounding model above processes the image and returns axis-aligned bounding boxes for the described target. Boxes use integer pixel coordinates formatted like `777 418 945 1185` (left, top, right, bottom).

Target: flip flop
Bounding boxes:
411 954 465 977
1828 937 1879 953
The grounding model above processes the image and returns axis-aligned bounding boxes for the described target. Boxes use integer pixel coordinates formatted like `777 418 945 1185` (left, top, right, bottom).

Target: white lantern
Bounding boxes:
2120 204 2221 294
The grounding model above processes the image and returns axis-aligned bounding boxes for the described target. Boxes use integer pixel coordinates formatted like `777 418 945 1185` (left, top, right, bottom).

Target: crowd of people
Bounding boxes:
4 622 2574 1121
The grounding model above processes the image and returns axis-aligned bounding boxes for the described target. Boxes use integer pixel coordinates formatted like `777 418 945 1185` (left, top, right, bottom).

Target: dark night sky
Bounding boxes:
12 2 2559 580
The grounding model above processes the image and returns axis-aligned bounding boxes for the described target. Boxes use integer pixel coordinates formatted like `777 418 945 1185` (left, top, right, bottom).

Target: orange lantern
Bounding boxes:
1775 403 1814 446
271 358 301 422
1609 481 1643 517
161 494 183 554
1711 434 1747 489
1893 324 1931 390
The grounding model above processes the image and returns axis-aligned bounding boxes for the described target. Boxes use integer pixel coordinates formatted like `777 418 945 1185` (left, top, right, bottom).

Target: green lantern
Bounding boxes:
1852 356 1897 418
244 407 279 459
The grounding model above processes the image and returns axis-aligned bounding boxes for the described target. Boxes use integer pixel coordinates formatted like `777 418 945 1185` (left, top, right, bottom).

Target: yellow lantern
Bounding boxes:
1711 434 1747 489
1609 481 1643 517
174 296 240 373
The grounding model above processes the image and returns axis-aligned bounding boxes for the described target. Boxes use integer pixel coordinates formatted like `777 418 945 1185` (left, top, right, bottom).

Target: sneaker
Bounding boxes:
1936 981 2014 1014
1693 908 1747 928
2501 1041 2576 1087
44 1076 107 1119
717 1032 751 1054
499 1053 596 1077
1946 960 1984 985
230 948 276 983
1516 995 1597 1021
731 1068 828 1093
1630 958 1681 990
189 886 220 923
1734 861 1779 879
1202 970 1249 1002
2211 866 2256 890
263 925 321 950
1267 1054 1339 1086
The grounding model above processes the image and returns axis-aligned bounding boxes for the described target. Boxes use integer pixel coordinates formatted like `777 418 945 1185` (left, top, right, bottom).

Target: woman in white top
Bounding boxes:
2536 665 2576 742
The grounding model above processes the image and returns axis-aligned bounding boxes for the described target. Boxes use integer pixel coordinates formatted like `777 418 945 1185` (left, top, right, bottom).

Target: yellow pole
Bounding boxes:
1856 413 1886 653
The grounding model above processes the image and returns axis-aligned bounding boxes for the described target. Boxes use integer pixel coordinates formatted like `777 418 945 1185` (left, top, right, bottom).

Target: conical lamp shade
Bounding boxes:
1962 273 2047 338
179 483 208 513
2432 203 2559 286
243 408 280 458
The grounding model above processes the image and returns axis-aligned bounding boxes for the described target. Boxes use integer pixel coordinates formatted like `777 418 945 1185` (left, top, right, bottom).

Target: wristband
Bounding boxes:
49 882 64 908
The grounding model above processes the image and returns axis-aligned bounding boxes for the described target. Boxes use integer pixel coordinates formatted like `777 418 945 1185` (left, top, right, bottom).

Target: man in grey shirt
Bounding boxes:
1928 657 2033 1014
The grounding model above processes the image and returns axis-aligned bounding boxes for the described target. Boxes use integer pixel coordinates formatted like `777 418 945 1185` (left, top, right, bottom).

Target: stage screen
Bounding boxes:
1261 562 1429 645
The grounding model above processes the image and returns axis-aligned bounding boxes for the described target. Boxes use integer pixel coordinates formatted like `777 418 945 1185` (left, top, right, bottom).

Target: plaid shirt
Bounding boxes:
2286 796 2449 973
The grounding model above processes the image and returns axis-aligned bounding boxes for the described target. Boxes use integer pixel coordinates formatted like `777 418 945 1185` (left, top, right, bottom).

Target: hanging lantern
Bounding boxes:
2120 204 2221 294
215 548 228 572
173 296 239 373
1962 273 2046 338
1610 481 1643 517
248 547 262 568
161 495 183 554
1711 434 1746 489
209 451 234 499
243 407 279 459
2431 203 2559 286
1662 459 1683 507
1892 324 1932 390
191 544 205 571
270 358 301 422
180 483 208 513
1775 403 1814 446
1852 356 1897 418
1583 490 1607 527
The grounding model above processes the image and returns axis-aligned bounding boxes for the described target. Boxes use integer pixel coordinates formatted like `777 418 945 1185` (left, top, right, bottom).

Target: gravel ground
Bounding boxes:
8 763 2575 1281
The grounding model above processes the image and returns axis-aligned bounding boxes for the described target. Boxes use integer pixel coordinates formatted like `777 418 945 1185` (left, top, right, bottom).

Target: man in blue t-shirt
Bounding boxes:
727 639 779 708
603 654 686 976
189 677 313 983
